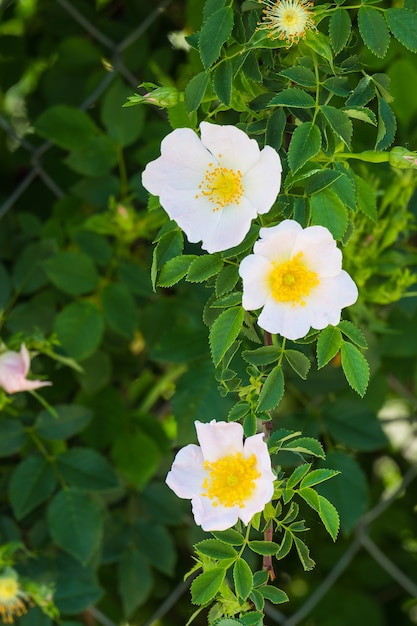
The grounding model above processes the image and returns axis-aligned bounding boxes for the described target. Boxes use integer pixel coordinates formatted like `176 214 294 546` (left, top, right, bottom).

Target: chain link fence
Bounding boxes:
0 1 416 625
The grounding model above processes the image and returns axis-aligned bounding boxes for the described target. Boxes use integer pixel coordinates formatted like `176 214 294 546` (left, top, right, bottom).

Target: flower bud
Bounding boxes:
389 146 417 169
140 86 179 109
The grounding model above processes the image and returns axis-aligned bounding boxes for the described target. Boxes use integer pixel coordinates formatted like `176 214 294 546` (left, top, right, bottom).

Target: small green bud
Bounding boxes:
388 146 417 169
125 86 179 109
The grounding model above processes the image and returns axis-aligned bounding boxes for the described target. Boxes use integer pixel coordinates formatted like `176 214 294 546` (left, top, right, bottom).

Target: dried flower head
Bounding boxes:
257 0 316 47
0 569 29 624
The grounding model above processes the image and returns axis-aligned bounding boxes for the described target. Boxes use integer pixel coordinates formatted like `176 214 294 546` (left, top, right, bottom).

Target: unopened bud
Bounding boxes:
142 86 179 108
389 146 417 169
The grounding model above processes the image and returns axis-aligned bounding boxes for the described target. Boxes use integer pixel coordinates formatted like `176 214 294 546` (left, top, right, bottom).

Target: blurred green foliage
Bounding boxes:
0 0 416 625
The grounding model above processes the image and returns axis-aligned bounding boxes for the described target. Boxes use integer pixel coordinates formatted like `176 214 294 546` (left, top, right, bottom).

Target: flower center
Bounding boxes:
257 0 316 46
196 163 243 211
0 577 27 623
269 252 319 305
202 453 260 508
0 579 18 603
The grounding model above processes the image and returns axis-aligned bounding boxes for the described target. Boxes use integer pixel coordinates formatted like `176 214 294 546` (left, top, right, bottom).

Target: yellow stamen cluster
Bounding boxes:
196 163 243 211
0 577 28 624
257 0 316 47
269 252 319 305
202 453 260 508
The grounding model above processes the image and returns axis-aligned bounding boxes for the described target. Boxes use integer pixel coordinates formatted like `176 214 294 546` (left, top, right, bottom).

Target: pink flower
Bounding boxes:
0 345 52 394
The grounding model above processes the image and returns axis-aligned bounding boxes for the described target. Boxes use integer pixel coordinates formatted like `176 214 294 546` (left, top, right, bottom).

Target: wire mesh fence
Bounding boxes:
0 1 416 625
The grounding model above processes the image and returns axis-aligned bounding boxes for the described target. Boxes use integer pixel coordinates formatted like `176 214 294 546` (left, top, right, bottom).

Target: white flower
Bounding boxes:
257 0 316 47
142 122 282 254
0 344 52 394
166 420 275 532
239 220 358 340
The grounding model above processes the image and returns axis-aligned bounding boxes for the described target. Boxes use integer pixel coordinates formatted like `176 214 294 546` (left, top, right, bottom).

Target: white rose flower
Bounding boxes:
142 122 282 253
166 420 275 532
239 219 358 340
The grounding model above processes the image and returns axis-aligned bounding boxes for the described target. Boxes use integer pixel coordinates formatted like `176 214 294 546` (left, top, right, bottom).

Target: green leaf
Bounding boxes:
42 252 99 296
300 468 339 489
346 75 375 107
320 106 352 148
228 401 251 422
47 488 103 564
259 586 288 604
257 365 285 412
191 567 226 605
158 255 197 287
318 495 340 541
199 7 234 69
248 541 279 556
242 345 281 366
35 405 93 440
34 105 98 151
56 448 120 491
64 135 118 177
305 170 343 195
212 529 245 545
340 341 370 396
203 0 226 21
358 7 390 58
100 283 137 340
184 71 210 112
279 66 316 88
0 420 26 457
211 292 242 308
118 549 153 617
151 229 184 290
310 188 348 239
286 463 311 489
282 437 325 459
342 106 377 126
284 350 311 379
317 450 369 532
288 122 321 173
268 88 316 109
303 30 334 65
9 456 57 520
376 97 396 150
209 306 244 366
293 536 316 571
385 8 417 52
337 320 367 348
317 326 343 369
187 255 224 283
329 8 352 54
276 531 293 559
355 176 377 220
111 430 161 490
216 265 239 297
136 520 176 575
298 486 320 511
213 59 233 106
233 559 253 600
54 301 104 361
240 612 264 626
195 539 238 560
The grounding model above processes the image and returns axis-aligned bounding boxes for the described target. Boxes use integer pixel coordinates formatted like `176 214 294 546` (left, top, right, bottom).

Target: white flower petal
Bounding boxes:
255 220 302 262
160 127 212 170
307 272 359 330
243 146 282 214
238 477 275 525
294 226 342 276
195 420 244 462
191 496 240 531
165 444 206 499
243 433 275 481
239 255 272 310
201 198 257 253
258 298 311 340
200 122 261 173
